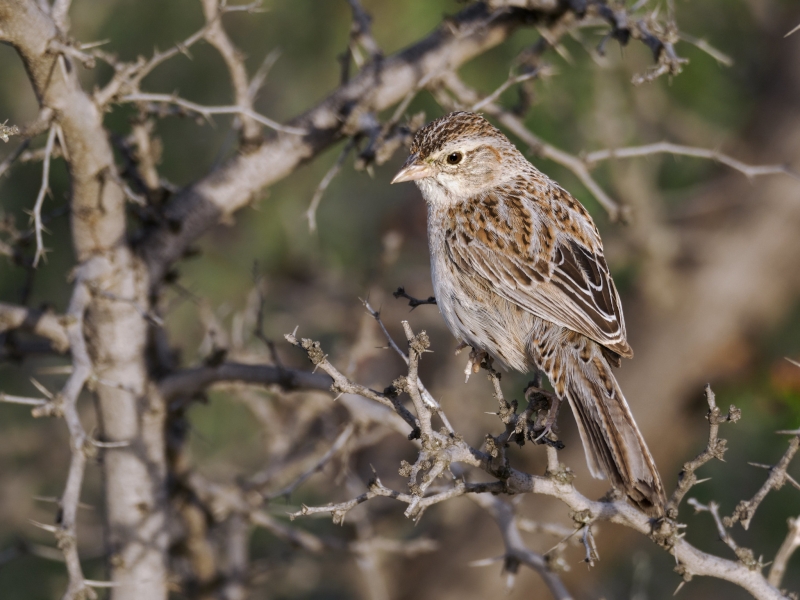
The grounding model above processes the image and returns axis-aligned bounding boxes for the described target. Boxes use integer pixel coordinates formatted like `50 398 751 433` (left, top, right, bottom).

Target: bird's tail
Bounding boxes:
549 342 666 517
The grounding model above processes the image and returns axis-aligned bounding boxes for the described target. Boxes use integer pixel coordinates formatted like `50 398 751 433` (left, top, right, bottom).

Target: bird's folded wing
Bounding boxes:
446 234 632 358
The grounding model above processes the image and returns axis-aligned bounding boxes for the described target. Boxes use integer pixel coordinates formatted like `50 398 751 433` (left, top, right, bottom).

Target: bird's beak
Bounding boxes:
391 154 433 184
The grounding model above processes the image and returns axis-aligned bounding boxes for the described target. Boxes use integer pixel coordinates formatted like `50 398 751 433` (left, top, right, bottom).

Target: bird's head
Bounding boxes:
392 111 519 203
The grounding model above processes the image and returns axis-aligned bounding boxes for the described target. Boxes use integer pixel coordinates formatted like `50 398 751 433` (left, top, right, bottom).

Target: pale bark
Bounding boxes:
0 2 168 598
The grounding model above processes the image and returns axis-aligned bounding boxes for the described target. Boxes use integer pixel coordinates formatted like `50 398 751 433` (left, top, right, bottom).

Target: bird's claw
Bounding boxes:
525 384 563 445
463 347 491 383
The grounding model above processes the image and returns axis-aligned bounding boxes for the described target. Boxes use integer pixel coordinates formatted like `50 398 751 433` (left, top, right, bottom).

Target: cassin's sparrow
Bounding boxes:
392 111 666 516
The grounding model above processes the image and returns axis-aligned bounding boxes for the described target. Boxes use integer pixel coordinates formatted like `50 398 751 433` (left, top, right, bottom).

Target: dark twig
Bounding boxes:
393 287 437 309
361 299 454 433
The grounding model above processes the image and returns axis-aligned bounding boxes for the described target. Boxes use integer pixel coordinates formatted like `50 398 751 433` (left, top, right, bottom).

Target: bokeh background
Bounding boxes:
1 0 800 598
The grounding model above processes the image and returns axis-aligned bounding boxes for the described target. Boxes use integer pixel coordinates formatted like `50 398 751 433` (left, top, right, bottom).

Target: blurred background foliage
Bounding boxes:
1 0 800 598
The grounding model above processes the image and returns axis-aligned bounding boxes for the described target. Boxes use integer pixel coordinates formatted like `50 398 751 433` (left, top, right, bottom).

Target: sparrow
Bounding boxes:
392 111 666 516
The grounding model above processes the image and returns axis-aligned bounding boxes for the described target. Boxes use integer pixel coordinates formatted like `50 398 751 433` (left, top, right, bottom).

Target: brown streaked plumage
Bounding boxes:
392 111 666 516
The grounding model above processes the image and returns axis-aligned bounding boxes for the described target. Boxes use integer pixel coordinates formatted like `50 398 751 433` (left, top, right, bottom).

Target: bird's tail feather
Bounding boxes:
553 351 666 517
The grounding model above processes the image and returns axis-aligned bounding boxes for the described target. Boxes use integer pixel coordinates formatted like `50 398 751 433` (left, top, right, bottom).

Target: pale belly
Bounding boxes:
430 248 536 373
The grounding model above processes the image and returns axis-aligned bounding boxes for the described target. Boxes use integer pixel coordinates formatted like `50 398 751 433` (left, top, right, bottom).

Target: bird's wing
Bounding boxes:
444 188 632 358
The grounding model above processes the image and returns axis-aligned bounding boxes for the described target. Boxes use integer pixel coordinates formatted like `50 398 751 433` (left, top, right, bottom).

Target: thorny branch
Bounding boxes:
687 498 762 571
200 0 263 144
726 432 800 531
2 0 800 598
470 493 573 599
667 384 741 518
285 325 791 599
361 298 454 433
118 93 304 135
5 267 111 600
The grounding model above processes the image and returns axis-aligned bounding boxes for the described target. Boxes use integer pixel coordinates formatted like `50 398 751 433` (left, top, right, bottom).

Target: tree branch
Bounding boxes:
159 361 333 401
138 1 563 284
0 302 70 352
727 433 800 530
667 385 740 518
470 493 573 599
584 142 800 182
768 515 800 588
200 0 262 144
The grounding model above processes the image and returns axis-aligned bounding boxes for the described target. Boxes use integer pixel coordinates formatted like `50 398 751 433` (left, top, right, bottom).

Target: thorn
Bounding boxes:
29 378 54 399
28 519 58 533
747 462 771 470
776 428 800 435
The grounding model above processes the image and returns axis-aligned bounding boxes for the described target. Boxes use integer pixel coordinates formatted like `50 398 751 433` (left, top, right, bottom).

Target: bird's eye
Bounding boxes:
446 152 463 165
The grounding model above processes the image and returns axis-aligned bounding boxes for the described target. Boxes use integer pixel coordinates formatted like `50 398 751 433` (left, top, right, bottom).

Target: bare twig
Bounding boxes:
264 423 356 500
50 40 95 68
289 476 501 524
471 494 573 599
118 92 305 135
200 0 262 143
471 67 545 112
285 329 421 435
30 126 57 267
392 287 437 309
688 499 761 570
361 299 454 433
584 142 800 182
667 385 741 518
248 48 281 102
678 32 733 66
727 433 800 530
159 361 333 402
345 0 381 62
306 138 356 232
32 274 95 600
93 12 233 105
0 392 49 406
768 516 800 587
441 72 627 221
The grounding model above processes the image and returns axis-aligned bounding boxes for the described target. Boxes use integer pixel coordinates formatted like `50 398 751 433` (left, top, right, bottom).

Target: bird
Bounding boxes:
391 111 666 517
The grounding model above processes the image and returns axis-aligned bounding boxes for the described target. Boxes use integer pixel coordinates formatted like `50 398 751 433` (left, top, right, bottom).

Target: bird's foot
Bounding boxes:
463 347 491 383
525 384 563 446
